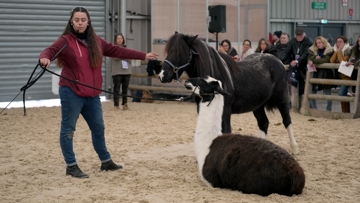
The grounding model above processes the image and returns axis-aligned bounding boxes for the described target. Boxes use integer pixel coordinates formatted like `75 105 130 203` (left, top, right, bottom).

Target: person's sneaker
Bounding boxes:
66 165 89 178
114 106 120 110
122 104 129 110
100 160 123 171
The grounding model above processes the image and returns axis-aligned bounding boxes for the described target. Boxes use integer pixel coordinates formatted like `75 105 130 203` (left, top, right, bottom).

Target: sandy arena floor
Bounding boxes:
0 100 359 203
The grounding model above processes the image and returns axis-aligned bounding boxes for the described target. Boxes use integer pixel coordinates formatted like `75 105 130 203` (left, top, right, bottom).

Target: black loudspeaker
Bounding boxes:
208 5 226 33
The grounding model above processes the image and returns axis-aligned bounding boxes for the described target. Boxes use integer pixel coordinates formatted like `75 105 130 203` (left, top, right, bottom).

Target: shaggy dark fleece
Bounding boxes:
203 134 305 196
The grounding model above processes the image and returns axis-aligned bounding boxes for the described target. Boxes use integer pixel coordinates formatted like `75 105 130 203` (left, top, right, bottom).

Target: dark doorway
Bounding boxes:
296 23 345 46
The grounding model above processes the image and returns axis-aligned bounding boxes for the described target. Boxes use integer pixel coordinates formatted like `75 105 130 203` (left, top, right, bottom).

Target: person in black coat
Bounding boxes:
269 32 291 64
280 27 313 95
255 38 272 54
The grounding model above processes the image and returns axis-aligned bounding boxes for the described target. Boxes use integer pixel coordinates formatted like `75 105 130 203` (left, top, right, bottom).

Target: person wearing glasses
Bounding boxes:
239 39 254 61
218 39 239 61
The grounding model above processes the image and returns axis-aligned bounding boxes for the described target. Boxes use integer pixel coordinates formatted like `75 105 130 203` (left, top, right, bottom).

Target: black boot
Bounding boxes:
66 165 89 178
100 160 123 171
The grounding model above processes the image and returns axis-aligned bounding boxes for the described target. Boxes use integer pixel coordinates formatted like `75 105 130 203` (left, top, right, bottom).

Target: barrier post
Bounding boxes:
353 68 360 118
300 71 314 115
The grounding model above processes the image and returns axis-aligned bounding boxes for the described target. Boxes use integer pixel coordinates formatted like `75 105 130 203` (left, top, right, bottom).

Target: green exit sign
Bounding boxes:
312 2 326 10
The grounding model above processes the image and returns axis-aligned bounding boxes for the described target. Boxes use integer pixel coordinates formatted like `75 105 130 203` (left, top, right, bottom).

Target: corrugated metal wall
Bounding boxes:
294 0 359 21
270 0 360 21
0 0 106 102
347 25 360 46
104 0 151 98
269 0 360 40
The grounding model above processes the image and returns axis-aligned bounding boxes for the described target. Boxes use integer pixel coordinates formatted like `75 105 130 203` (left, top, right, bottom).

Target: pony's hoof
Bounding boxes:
291 145 300 155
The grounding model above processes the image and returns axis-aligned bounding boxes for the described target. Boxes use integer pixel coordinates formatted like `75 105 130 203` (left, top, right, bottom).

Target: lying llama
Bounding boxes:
184 76 305 196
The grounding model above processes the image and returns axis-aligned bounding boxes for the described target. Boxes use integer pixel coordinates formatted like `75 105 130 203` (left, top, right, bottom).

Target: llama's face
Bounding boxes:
184 76 228 102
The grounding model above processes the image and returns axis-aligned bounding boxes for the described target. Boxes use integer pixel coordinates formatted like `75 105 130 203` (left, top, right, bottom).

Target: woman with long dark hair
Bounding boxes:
255 38 272 54
39 7 158 178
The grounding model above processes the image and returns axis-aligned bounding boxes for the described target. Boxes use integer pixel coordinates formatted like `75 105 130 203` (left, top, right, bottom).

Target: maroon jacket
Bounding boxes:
39 33 146 97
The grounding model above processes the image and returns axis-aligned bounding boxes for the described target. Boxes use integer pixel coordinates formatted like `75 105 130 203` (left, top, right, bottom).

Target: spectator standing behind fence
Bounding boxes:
346 35 360 97
239 39 254 61
255 38 272 54
272 31 282 46
330 36 352 113
269 33 291 64
280 27 313 96
38 7 159 178
218 39 239 61
308 36 334 111
111 33 132 110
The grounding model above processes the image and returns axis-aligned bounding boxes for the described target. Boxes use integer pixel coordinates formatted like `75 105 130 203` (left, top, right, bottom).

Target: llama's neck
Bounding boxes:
194 94 224 159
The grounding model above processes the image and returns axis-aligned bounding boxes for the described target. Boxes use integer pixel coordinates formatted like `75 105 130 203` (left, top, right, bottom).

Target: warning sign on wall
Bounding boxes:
343 0 348 6
349 8 353 19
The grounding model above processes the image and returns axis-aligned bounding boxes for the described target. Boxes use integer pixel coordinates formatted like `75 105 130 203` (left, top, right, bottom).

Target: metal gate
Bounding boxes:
0 0 106 102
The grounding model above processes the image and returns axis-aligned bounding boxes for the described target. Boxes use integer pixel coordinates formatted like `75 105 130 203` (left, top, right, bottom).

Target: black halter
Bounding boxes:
164 48 198 82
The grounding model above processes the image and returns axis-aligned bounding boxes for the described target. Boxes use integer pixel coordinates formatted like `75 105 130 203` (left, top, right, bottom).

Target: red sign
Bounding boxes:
349 8 353 19
349 8 353 16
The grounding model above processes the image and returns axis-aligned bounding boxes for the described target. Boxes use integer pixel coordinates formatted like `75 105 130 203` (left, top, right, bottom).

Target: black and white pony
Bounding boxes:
184 76 305 196
159 32 299 154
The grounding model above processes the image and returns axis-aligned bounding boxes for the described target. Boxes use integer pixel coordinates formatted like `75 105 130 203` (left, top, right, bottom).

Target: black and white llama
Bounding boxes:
184 77 305 196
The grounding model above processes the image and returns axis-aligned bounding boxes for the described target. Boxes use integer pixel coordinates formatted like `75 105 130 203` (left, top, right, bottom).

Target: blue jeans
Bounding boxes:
338 85 349 97
59 86 111 166
310 88 332 111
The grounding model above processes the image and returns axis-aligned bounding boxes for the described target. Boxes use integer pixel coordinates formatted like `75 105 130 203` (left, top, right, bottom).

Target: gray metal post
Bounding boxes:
121 0 126 39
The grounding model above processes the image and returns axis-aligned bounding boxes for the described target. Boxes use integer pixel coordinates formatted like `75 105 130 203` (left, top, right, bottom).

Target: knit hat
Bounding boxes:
273 31 282 38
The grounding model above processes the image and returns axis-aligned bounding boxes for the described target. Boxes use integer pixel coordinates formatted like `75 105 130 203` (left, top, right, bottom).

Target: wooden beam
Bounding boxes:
316 63 359 69
131 73 159 79
309 78 357 86
307 94 355 102
300 108 355 119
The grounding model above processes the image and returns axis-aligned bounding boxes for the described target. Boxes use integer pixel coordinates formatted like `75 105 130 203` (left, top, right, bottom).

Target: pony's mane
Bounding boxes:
165 33 190 62
165 33 239 93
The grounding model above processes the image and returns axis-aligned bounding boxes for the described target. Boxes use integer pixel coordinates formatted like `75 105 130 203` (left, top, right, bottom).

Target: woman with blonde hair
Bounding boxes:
307 36 334 111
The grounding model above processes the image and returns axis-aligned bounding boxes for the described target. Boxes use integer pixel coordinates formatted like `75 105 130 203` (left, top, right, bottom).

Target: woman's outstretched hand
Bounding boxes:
145 52 159 60
39 58 51 69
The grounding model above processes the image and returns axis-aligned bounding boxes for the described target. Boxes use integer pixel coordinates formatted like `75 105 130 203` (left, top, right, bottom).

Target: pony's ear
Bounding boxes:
183 35 198 46
175 31 178 34
214 82 229 96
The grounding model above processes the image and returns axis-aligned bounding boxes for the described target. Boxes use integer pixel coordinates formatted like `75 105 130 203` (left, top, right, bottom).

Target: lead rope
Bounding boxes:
21 44 68 116
0 45 195 116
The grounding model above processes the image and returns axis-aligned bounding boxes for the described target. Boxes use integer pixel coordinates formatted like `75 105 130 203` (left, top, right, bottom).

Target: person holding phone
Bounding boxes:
218 39 238 61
